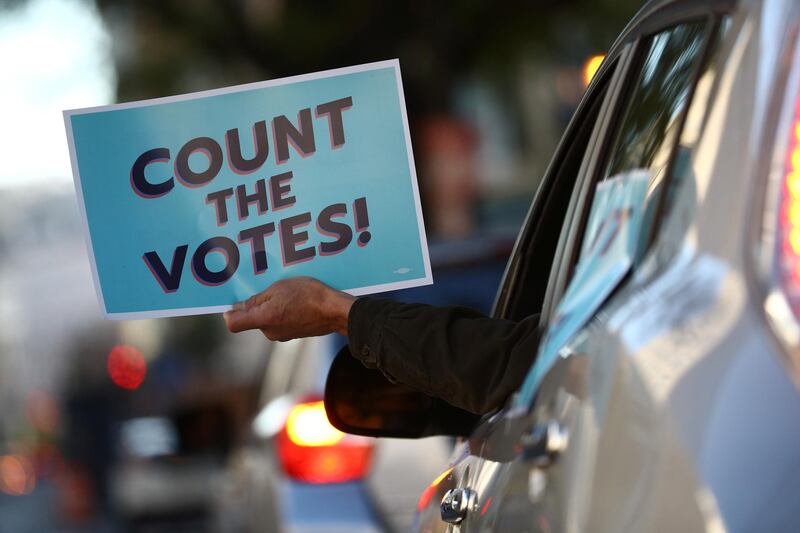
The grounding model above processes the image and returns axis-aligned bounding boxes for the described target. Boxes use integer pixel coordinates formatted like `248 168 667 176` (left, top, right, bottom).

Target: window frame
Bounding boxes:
492 47 631 322
536 43 638 324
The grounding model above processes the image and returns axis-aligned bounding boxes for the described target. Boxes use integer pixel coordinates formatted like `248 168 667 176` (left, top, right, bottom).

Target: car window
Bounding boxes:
658 16 732 249
499 59 617 322
605 22 708 179
565 19 711 280
513 18 724 408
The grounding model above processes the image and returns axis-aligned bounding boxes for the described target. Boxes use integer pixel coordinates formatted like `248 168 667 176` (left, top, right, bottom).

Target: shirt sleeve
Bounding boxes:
347 297 542 415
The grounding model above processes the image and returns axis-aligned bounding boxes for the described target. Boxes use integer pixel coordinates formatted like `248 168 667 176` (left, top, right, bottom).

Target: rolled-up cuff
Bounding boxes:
347 297 394 369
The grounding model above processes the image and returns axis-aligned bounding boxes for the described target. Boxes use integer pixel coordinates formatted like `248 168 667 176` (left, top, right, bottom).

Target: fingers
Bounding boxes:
224 277 324 336
225 285 274 331
224 301 274 333
244 290 271 310
223 308 251 333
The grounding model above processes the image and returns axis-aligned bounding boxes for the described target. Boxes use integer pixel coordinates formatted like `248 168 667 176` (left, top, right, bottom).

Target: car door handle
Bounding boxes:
440 487 477 524
519 419 569 466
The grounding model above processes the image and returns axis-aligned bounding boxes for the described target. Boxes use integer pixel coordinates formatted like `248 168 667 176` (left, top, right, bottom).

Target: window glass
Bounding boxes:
660 17 732 240
565 20 710 273
504 61 615 321
606 21 707 183
515 20 716 408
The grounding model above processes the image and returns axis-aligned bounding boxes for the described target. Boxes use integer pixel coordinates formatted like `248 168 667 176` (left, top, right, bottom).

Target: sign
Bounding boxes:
64 60 431 319
517 170 650 404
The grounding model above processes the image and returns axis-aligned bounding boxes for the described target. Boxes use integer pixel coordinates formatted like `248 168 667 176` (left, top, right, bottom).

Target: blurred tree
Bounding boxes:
92 0 641 112
84 0 642 224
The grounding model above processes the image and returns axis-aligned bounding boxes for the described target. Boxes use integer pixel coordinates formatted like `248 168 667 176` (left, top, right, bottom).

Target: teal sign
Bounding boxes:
64 60 431 319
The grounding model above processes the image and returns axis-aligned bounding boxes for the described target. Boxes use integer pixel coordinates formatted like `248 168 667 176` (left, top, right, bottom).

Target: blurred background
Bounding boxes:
0 0 639 531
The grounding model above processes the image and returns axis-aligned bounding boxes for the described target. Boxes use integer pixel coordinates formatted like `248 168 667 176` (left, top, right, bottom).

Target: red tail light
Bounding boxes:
276 399 374 484
762 56 800 378
774 96 800 306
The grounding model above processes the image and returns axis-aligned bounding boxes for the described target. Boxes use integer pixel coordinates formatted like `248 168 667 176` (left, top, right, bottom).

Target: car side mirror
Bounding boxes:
324 346 480 438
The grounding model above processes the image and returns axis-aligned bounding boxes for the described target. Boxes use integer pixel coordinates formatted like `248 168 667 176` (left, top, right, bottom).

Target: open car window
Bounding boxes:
568 19 711 281
497 56 620 322
514 17 719 406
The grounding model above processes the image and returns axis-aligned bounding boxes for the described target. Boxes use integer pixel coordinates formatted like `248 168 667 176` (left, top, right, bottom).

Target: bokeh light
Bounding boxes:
107 345 147 390
582 54 606 87
0 454 36 496
24 390 60 434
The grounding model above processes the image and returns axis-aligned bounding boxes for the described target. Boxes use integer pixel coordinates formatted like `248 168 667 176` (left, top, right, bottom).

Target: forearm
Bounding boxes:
347 297 541 414
224 277 541 414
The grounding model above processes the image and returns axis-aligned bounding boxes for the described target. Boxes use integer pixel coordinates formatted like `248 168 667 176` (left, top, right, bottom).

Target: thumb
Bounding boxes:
224 307 260 333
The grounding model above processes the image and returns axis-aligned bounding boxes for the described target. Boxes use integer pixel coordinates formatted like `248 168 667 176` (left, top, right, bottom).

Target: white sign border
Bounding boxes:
63 59 432 320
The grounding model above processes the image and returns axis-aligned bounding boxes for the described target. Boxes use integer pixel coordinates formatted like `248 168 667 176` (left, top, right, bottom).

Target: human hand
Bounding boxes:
223 277 355 341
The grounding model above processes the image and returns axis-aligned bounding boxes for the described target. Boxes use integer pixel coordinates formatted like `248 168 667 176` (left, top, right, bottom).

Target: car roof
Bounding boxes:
610 0 737 53
579 0 738 98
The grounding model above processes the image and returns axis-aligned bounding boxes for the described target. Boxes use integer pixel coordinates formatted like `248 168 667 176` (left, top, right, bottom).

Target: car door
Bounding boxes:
415 36 630 532
492 16 734 533
413 20 632 533
414 3 734 532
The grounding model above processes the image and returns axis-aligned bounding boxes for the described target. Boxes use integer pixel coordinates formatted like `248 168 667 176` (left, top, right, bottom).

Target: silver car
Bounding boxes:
326 0 800 530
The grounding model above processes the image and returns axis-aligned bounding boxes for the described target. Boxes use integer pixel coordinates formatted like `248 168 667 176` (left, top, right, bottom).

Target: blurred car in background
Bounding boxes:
110 402 234 530
213 236 514 532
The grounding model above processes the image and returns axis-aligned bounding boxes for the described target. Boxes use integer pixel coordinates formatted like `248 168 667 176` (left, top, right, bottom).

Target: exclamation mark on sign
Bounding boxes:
354 197 371 247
